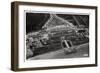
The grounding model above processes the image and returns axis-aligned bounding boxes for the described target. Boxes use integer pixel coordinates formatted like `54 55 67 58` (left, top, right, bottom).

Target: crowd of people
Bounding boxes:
26 34 49 59
26 27 89 59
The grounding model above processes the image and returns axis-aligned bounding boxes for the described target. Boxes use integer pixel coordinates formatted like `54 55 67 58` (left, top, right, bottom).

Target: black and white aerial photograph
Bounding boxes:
26 12 89 60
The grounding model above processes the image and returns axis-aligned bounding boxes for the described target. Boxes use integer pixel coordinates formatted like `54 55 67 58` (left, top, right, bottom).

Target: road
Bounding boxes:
28 43 89 60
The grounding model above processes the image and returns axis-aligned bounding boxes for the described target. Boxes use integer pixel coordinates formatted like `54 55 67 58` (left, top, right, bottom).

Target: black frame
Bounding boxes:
11 1 98 71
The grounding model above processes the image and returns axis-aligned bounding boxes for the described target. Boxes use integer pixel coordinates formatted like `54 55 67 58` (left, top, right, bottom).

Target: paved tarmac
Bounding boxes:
28 43 89 60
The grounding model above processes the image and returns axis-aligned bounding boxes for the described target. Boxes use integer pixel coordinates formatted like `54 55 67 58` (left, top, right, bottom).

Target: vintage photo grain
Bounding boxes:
26 12 89 60
11 2 97 71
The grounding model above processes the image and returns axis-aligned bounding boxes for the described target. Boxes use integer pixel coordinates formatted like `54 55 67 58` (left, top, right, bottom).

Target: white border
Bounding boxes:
18 5 96 68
